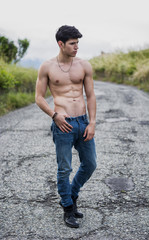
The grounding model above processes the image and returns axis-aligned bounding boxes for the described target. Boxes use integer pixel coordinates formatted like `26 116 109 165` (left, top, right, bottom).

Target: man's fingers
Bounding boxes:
83 129 87 137
84 133 94 142
64 114 70 118
84 132 90 141
59 126 65 132
66 124 73 130
58 122 73 133
83 129 89 141
84 136 91 141
61 125 69 133
64 121 73 129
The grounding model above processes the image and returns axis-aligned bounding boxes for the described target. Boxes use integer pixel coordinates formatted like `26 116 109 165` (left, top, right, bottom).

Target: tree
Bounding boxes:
15 39 30 63
0 36 29 63
0 36 17 63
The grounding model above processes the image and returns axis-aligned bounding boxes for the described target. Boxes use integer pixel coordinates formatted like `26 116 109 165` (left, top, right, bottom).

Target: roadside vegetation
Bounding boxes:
0 34 38 116
0 59 38 115
0 35 48 116
90 48 149 93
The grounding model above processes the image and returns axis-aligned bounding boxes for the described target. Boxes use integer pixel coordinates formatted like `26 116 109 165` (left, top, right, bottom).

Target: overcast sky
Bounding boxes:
0 0 149 62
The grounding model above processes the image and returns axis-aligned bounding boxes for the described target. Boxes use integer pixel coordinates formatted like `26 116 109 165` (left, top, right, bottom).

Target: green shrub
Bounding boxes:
8 64 37 92
133 61 149 92
90 48 149 92
0 59 39 115
0 59 37 92
0 60 16 90
6 92 35 110
0 91 35 115
0 68 15 89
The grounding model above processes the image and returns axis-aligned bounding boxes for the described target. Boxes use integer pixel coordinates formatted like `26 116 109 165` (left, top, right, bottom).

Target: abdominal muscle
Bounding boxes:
54 95 86 117
49 76 86 117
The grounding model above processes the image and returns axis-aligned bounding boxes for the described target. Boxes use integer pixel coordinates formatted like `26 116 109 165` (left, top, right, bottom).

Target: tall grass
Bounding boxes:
0 92 35 115
90 49 149 92
0 60 38 115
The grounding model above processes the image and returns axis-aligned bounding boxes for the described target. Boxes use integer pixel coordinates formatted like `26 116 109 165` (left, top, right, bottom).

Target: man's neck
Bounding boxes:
58 52 73 63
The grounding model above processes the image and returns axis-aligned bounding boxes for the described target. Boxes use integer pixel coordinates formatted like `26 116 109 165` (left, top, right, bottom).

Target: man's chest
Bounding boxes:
48 64 85 86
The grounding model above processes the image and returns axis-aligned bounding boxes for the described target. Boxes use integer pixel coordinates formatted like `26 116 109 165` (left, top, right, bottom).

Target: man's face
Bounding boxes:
62 39 79 57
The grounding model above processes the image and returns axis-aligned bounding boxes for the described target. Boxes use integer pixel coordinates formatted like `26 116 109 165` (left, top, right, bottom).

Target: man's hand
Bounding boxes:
83 123 95 141
54 113 73 133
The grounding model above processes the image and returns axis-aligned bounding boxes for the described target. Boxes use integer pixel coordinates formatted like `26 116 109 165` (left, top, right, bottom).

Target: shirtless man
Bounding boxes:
35 25 97 228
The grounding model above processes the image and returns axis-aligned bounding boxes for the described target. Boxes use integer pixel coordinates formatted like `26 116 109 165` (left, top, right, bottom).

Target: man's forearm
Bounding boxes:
35 96 54 118
87 94 96 124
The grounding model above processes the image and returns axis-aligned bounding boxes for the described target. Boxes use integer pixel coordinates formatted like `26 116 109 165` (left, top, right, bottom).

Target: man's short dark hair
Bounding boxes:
55 25 83 44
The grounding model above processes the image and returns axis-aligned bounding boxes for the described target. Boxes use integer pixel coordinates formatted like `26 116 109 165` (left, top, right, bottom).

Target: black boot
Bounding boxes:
72 196 83 218
60 203 79 228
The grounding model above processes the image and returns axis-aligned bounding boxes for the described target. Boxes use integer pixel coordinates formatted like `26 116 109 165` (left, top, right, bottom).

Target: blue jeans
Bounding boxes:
51 114 97 207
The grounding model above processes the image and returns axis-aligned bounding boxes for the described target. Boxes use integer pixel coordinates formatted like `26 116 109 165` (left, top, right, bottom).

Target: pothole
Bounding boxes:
104 177 135 191
105 109 125 118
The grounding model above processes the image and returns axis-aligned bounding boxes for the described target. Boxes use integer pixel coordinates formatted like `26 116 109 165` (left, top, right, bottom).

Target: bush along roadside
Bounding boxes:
0 92 35 115
90 48 149 93
0 59 38 116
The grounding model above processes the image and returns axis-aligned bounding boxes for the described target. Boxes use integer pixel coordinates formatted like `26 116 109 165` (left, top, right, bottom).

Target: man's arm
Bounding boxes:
35 63 55 118
83 61 96 141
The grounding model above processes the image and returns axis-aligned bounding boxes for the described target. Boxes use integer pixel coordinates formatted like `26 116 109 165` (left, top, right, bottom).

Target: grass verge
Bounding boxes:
89 48 149 93
0 92 36 116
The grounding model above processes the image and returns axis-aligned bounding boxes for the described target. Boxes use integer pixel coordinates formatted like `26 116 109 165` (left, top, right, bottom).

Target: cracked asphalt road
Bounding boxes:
0 81 149 240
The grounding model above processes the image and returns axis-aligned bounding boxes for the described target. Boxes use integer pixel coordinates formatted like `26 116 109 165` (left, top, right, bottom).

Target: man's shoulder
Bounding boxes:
75 58 92 71
40 57 56 68
75 57 90 66
38 58 57 74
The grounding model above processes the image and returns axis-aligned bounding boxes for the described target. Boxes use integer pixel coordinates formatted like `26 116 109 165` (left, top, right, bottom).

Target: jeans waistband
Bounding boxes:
66 114 87 121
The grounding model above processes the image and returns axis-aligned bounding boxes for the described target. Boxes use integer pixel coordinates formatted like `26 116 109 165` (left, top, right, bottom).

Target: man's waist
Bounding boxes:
65 114 88 121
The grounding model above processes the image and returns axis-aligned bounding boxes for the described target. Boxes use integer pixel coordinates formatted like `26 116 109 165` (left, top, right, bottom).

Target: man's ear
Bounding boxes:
58 40 64 48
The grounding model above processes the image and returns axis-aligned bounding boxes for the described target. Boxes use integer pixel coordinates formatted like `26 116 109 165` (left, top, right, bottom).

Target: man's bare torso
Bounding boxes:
46 57 86 117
